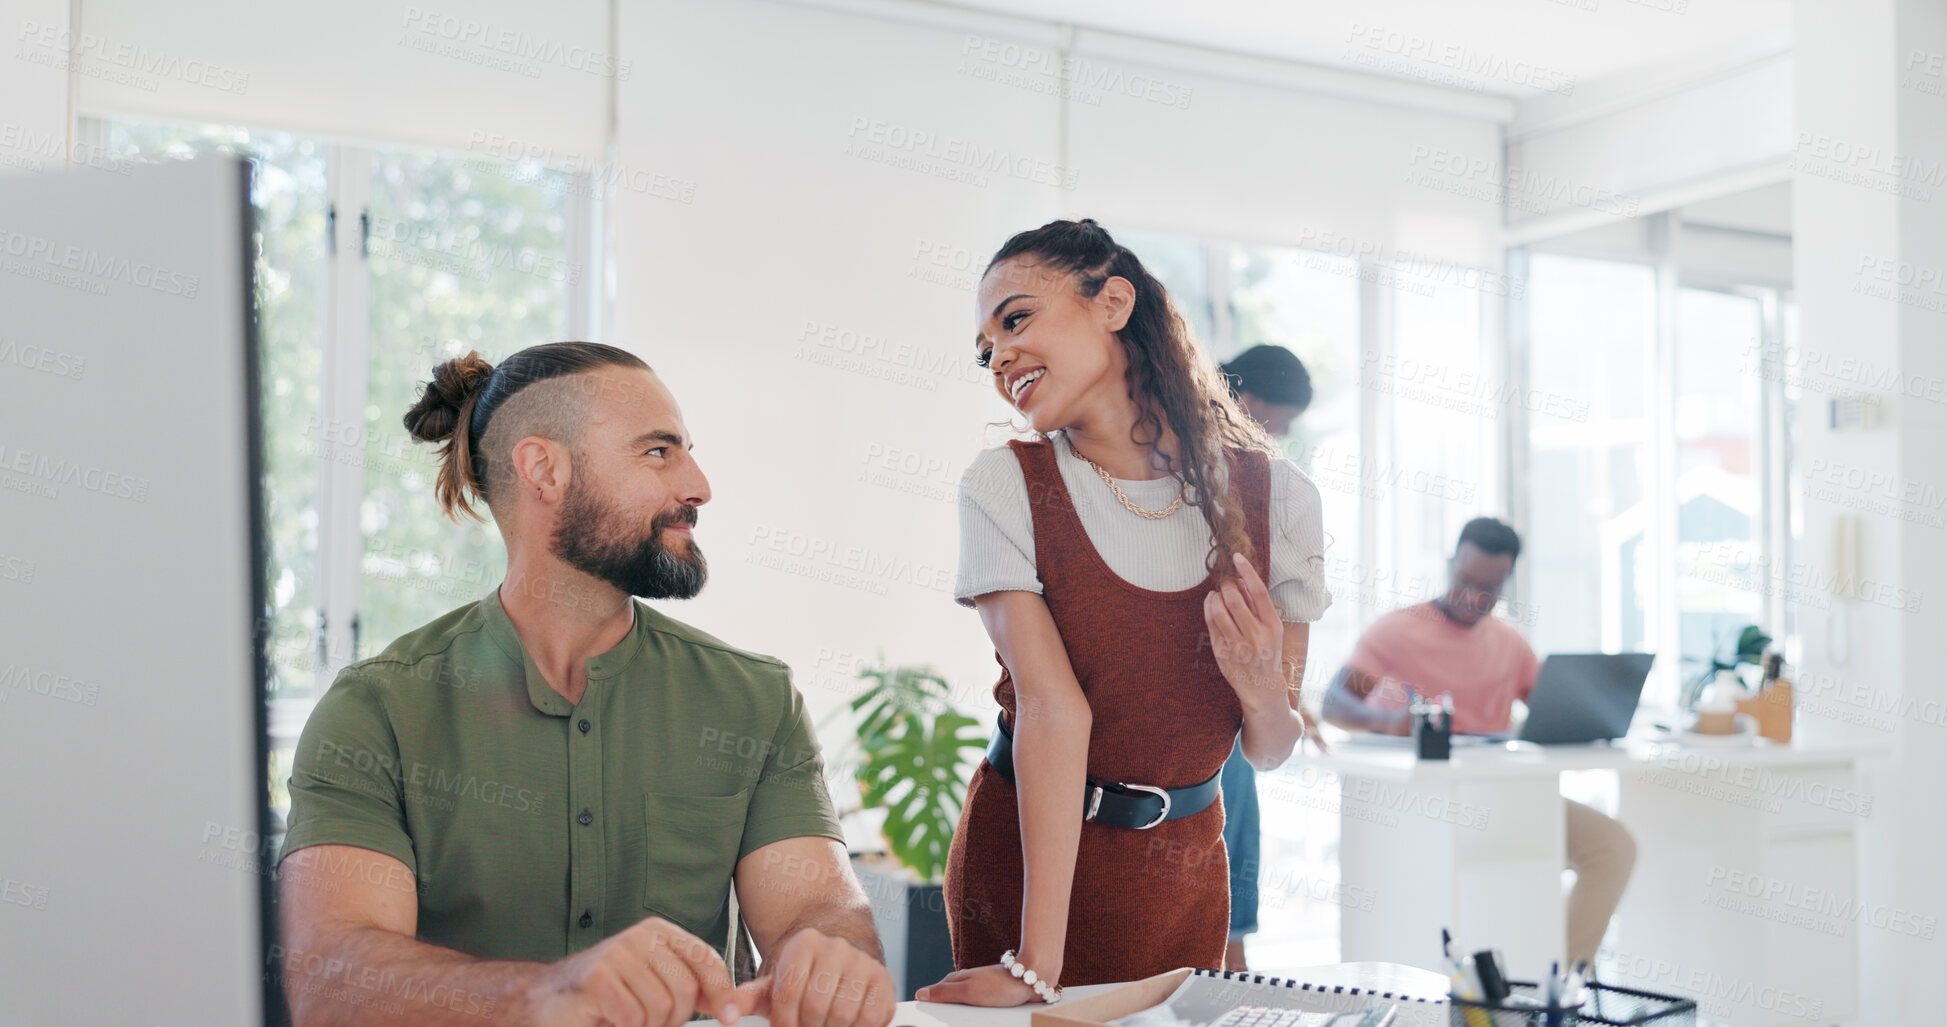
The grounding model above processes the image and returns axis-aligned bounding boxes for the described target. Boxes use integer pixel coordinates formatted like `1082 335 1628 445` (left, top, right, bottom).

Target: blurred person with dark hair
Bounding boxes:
276 342 893 1027
1220 344 1311 438
1211 343 1312 970
920 220 1331 1005
1321 517 1636 965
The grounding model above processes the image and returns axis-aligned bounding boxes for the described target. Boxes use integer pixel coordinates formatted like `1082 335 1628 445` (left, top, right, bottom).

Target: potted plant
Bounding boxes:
1679 624 1773 711
828 658 988 1000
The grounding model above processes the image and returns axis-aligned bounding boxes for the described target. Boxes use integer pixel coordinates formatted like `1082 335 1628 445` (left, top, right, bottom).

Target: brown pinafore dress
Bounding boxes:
941 439 1272 985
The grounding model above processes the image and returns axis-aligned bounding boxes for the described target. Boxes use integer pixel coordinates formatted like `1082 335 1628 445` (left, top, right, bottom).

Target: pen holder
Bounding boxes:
1448 981 1581 1027
1413 703 1451 760
1449 981 1697 1027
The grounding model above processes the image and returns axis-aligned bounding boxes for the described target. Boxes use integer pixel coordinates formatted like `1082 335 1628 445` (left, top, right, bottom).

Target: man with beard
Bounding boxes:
276 343 894 1027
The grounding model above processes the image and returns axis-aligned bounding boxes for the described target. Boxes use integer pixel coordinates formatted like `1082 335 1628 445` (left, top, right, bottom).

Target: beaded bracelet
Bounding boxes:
1000 949 1063 1004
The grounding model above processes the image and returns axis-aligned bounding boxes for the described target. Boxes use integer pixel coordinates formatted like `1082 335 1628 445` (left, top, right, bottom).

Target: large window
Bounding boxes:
97 117 590 816
1385 279 1486 590
1525 255 1655 657
1522 251 1796 708
359 149 575 648
1673 288 1767 685
1227 245 1365 684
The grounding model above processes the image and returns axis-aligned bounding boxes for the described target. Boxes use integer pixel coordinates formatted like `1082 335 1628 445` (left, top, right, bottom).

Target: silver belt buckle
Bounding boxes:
1122 783 1171 829
1084 784 1104 822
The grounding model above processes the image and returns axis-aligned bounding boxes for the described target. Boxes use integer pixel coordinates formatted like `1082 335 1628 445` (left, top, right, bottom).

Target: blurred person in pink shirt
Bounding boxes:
1321 517 1635 965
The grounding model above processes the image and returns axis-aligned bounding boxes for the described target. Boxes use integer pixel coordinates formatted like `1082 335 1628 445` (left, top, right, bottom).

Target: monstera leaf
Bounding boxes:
844 660 987 883
1733 625 1773 663
849 664 956 748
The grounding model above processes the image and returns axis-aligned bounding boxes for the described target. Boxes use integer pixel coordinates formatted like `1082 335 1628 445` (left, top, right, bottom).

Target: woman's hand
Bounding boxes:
1204 552 1289 715
914 964 1040 1007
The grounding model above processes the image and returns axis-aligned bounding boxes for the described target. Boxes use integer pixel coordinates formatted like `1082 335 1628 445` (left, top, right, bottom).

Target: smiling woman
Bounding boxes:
971 219 1270 578
925 220 1333 1004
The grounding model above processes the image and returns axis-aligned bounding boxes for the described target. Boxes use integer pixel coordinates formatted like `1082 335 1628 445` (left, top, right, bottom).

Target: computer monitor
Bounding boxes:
0 157 266 1024
1518 653 1656 745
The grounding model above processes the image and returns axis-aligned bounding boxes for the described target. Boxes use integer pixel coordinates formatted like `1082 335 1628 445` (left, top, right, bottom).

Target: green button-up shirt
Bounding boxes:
277 590 840 962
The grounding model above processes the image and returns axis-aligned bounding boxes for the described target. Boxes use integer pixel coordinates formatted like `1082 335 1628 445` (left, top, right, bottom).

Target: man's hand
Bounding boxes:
735 927 895 1027
521 916 743 1027
915 963 1039 1007
1297 701 1331 752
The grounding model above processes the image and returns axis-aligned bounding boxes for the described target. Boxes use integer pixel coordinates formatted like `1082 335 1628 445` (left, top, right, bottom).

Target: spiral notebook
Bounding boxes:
1110 968 1446 1027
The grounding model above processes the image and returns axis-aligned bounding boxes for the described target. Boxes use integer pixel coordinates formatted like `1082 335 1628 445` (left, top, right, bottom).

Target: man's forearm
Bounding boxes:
282 924 542 1027
1321 673 1406 734
769 891 884 964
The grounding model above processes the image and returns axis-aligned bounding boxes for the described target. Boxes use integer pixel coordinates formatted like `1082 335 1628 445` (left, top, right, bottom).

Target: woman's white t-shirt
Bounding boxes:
953 431 1332 623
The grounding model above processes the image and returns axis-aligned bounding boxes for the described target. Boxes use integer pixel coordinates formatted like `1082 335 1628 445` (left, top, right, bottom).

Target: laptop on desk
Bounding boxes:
1516 653 1656 745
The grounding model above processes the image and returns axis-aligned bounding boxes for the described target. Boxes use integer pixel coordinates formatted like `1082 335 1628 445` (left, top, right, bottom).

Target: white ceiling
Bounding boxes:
942 0 1791 97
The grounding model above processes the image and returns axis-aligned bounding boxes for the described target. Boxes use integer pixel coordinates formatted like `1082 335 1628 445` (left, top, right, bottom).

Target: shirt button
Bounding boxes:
578 719 591 734
578 808 593 826
579 911 593 929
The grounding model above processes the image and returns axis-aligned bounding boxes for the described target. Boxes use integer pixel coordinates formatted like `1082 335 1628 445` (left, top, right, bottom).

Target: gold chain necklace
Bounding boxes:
1068 439 1186 520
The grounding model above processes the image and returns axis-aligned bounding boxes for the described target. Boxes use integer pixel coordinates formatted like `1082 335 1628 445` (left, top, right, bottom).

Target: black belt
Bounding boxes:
984 714 1223 830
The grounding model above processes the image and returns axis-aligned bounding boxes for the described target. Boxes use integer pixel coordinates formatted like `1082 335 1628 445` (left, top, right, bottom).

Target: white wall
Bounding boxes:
70 0 611 160
1 0 72 175
1792 1 1947 1022
608 0 1061 729
607 0 1504 738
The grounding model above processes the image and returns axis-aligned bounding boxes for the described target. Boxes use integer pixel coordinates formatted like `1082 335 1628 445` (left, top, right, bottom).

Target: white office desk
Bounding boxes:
1291 735 1883 1026
696 964 1451 1027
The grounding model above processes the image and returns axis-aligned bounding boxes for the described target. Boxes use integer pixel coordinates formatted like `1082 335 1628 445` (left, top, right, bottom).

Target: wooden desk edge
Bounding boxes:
1031 968 1192 1027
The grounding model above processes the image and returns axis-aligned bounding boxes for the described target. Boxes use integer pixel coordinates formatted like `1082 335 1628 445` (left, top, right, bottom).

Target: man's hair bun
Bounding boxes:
403 351 495 444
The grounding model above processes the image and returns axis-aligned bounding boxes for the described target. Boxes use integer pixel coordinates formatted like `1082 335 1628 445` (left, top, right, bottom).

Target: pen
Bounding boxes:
1456 956 1493 1027
1544 961 1562 1027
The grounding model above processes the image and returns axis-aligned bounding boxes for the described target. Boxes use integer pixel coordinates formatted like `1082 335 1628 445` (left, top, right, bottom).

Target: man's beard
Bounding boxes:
550 476 707 600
